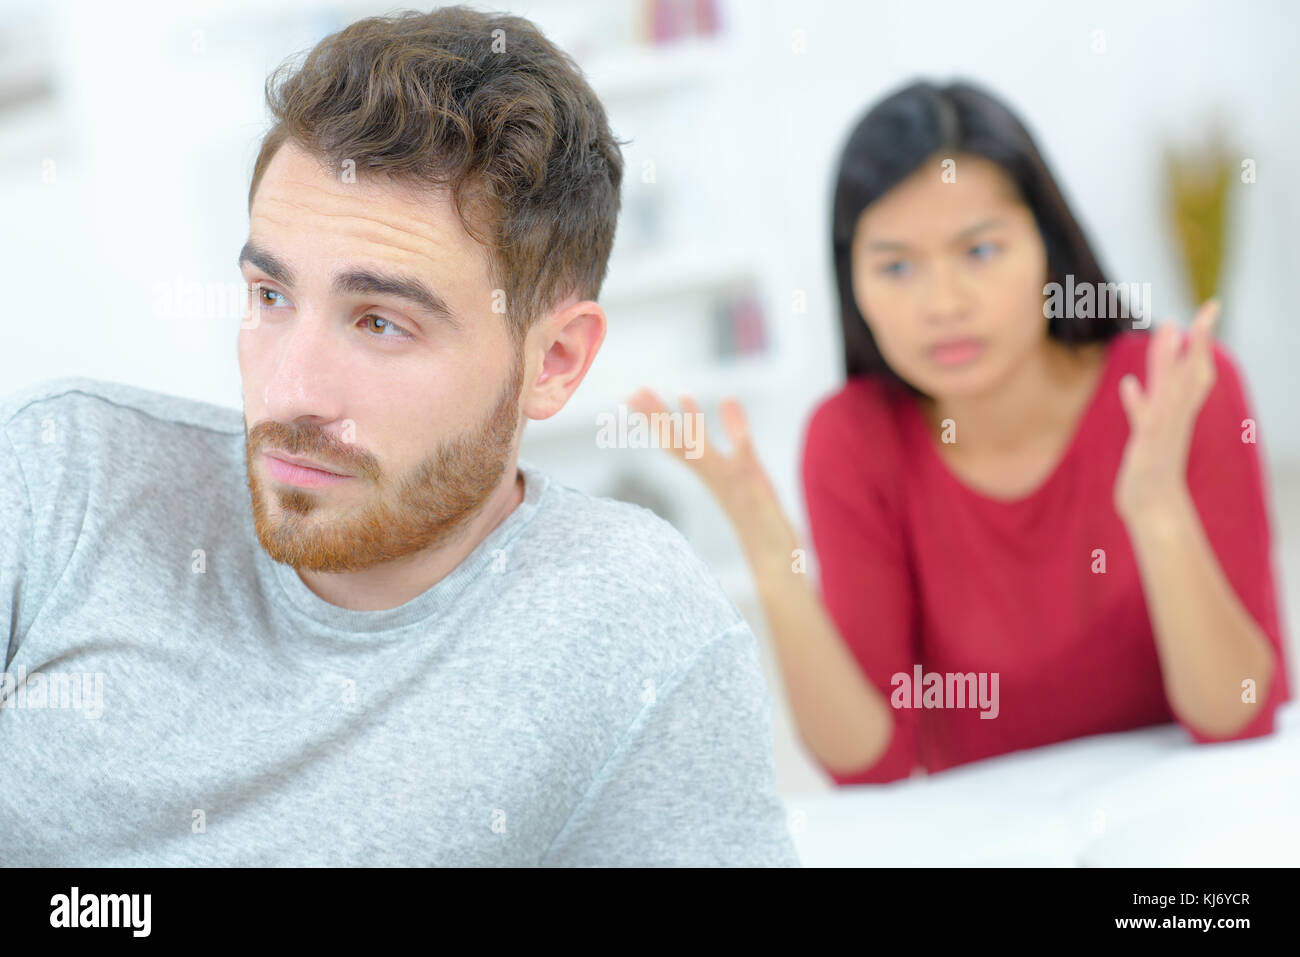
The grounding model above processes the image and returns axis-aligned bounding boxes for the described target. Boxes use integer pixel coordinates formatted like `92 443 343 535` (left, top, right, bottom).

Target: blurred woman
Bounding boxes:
631 80 1290 784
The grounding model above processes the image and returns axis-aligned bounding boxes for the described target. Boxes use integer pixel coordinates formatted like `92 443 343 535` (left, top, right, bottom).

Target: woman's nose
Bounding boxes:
920 256 972 322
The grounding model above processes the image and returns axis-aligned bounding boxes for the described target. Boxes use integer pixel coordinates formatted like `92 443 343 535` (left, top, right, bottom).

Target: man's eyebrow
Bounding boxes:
332 268 461 329
865 217 1006 253
238 240 461 330
238 241 294 286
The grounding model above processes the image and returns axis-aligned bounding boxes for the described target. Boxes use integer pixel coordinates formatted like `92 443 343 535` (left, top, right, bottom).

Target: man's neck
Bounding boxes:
296 463 526 612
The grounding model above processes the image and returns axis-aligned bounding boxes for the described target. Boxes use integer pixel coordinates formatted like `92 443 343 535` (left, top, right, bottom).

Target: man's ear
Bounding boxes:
520 298 606 421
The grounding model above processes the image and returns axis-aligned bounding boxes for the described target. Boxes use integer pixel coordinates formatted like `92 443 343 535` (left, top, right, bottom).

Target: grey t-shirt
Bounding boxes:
0 377 799 866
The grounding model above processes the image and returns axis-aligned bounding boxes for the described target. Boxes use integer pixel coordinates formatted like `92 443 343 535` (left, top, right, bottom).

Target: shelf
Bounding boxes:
601 237 763 305
0 103 66 165
581 35 742 101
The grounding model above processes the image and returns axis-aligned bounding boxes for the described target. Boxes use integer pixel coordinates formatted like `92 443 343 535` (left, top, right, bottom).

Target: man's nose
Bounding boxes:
261 314 348 427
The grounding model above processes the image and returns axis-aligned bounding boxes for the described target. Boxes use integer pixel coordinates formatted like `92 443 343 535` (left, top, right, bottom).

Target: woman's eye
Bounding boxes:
969 241 999 260
880 260 910 277
361 315 412 339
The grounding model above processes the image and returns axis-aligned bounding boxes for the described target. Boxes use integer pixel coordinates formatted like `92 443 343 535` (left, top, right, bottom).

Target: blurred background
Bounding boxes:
2 0 1297 834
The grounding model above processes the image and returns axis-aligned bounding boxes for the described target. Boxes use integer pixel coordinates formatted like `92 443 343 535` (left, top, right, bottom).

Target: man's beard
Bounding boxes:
243 353 524 574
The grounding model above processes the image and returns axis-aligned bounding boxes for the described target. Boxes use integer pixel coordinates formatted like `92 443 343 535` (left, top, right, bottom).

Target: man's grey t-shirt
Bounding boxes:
0 377 799 866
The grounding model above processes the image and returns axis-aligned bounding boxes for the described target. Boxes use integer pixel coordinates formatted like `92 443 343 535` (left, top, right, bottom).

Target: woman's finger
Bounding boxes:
1146 319 1179 400
1161 301 1218 414
625 388 694 465
718 397 753 455
1118 373 1146 428
1189 299 1220 390
676 393 715 464
626 387 667 419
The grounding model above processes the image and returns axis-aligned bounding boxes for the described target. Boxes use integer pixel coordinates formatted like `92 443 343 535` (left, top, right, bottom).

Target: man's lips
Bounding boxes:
264 450 350 475
262 450 353 487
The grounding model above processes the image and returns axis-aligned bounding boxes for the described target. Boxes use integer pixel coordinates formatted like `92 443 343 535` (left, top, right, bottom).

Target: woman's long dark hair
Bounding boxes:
831 79 1130 396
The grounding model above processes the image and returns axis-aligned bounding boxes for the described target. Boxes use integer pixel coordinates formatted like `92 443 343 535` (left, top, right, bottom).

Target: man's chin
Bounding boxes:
250 498 475 574
249 484 354 570
254 529 378 574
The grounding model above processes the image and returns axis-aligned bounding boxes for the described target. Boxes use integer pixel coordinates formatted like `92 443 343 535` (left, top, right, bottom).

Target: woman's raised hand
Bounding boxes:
1114 298 1221 523
625 388 801 579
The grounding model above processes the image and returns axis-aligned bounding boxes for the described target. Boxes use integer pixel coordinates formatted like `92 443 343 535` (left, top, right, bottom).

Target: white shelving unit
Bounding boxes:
579 32 745 99
0 13 65 167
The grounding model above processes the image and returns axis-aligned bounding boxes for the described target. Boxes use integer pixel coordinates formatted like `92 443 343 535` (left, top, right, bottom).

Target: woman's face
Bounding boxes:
849 152 1050 400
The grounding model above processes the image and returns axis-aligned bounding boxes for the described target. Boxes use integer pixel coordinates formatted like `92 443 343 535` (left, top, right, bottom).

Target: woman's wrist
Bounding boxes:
747 542 804 592
1120 481 1197 543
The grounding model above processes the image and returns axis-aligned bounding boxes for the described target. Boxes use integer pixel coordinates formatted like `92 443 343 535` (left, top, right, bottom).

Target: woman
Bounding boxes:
629 80 1290 784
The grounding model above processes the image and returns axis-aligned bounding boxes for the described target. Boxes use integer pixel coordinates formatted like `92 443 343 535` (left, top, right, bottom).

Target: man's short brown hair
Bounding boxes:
248 5 624 346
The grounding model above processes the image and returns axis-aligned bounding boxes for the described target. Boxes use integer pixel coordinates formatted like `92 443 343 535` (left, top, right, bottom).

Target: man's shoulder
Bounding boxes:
518 463 748 650
531 471 731 589
1 376 244 441
1 377 246 534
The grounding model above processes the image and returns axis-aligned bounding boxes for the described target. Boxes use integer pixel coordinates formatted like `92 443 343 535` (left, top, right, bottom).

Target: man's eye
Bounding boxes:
253 285 286 307
360 315 412 339
969 241 1000 260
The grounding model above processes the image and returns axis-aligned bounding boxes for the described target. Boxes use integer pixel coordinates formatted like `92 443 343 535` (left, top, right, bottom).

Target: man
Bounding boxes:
0 6 798 867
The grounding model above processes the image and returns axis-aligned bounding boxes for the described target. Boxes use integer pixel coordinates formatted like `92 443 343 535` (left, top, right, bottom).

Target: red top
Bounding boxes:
799 330 1291 784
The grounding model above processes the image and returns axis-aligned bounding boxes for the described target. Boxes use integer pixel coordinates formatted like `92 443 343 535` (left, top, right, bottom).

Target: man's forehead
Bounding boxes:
252 142 477 261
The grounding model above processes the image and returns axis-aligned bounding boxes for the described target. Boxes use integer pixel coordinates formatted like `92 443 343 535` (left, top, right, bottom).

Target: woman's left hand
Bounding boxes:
1114 298 1221 523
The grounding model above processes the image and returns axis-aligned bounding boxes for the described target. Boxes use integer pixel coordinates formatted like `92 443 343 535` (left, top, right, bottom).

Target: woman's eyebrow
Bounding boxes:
950 217 1006 242
865 217 1006 252
237 240 461 330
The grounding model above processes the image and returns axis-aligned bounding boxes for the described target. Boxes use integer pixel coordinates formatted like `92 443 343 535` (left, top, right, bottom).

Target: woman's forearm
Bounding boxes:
679 424 899 777
1124 486 1279 738
750 559 895 776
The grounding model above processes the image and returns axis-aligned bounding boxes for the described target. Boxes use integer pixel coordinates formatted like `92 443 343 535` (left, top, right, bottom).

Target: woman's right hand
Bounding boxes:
626 388 801 580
